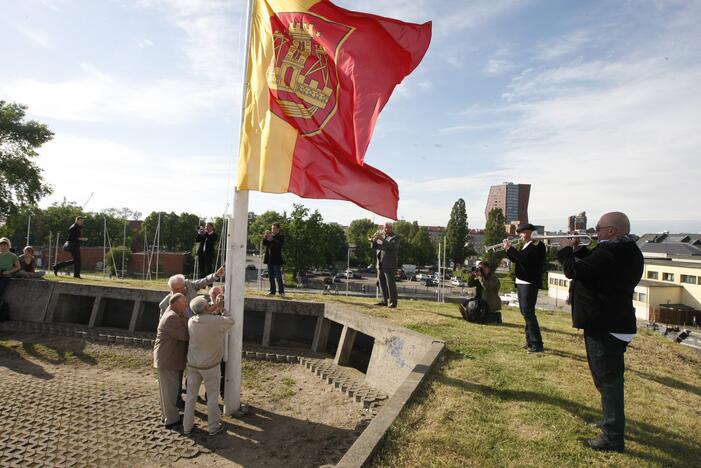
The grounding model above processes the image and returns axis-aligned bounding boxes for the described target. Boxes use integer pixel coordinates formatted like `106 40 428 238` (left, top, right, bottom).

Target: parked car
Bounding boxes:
421 277 437 287
451 278 465 287
344 269 362 279
415 273 429 281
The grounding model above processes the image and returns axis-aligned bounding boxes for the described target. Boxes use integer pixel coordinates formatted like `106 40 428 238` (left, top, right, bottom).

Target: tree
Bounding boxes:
319 223 348 268
411 226 435 268
346 218 377 267
0 102 54 222
445 198 468 269
483 208 506 267
284 204 326 277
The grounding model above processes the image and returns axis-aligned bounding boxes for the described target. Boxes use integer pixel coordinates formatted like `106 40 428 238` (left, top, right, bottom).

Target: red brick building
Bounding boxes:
485 182 531 224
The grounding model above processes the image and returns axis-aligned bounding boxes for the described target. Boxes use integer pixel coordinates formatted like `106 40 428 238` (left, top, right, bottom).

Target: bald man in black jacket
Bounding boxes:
557 212 643 453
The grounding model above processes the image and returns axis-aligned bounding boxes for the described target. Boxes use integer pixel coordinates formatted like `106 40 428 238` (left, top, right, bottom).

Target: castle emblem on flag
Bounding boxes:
267 13 353 135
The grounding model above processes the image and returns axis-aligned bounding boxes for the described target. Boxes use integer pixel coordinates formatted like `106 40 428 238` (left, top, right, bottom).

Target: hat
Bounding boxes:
516 223 537 233
0 237 11 248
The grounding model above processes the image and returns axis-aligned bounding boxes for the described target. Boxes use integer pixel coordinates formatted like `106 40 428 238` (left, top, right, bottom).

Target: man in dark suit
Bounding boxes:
262 222 285 296
54 216 87 278
371 223 400 308
557 212 643 452
196 222 219 277
504 223 546 352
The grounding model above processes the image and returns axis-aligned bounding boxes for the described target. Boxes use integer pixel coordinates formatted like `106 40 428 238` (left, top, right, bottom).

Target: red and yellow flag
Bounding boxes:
236 0 431 219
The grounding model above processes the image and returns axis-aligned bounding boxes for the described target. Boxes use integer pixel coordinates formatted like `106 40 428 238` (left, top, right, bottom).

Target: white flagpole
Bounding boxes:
223 0 255 416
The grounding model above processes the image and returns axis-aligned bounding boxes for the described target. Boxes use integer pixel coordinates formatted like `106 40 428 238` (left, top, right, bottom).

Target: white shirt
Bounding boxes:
514 241 533 285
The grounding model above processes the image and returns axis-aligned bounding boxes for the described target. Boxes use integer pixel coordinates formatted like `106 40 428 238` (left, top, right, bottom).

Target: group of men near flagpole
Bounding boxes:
151 212 643 452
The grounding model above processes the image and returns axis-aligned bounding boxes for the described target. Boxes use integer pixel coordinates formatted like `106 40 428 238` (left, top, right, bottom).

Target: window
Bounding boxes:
632 292 638 301
681 274 697 284
638 292 647 302
647 271 659 280
662 272 675 281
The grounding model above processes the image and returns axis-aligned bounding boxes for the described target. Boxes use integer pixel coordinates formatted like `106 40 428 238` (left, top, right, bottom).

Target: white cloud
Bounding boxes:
138 39 154 48
0 75 236 123
135 0 244 81
16 25 53 49
38 0 61 12
435 0 529 36
79 62 112 83
482 47 515 76
38 135 231 216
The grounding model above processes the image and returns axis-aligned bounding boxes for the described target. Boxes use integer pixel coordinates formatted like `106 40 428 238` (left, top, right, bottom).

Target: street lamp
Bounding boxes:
346 244 356 296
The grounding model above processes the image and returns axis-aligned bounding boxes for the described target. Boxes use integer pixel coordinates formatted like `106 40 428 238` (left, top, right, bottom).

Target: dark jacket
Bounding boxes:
468 273 501 313
66 223 82 251
263 233 284 265
557 236 643 333
196 231 219 258
505 241 546 288
373 235 400 270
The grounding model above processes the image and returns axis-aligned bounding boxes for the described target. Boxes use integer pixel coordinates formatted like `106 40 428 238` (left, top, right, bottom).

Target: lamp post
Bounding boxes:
346 244 356 296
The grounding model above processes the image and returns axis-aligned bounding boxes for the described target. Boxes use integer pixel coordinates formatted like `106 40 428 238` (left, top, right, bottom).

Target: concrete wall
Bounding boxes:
2 280 440 397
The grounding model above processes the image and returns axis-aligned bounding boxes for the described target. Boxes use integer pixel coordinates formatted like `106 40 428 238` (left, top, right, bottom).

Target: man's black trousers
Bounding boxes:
584 329 628 447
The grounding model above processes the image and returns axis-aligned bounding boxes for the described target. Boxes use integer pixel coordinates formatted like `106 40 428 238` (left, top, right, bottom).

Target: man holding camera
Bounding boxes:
466 261 502 323
262 223 285 296
504 223 546 353
196 222 219 277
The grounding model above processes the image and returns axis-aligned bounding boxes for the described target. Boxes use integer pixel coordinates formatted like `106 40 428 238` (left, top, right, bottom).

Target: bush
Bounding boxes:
105 246 132 276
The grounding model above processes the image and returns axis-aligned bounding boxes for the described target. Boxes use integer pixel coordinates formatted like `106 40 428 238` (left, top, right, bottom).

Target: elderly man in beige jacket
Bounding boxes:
153 293 189 428
183 296 235 436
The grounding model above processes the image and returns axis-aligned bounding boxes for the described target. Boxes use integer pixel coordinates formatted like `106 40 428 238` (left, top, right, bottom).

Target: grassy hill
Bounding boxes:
315 295 701 467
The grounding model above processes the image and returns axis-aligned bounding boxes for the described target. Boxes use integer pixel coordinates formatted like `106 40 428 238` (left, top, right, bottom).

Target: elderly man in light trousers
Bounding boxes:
182 296 234 436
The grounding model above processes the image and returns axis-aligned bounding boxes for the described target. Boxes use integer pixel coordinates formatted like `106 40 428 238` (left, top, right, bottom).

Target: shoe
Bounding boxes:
374 302 388 306
279 293 286 298
266 292 275 296
388 304 397 309
527 346 544 353
588 420 604 429
183 431 191 436
209 424 225 436
582 435 624 452
522 344 529 350
165 419 182 430
74 275 82 279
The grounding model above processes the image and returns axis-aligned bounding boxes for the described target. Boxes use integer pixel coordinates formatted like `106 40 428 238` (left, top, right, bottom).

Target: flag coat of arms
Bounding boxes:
236 0 432 219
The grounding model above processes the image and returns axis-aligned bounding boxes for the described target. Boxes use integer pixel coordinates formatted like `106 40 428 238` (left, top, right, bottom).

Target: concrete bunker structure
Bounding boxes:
1 279 444 466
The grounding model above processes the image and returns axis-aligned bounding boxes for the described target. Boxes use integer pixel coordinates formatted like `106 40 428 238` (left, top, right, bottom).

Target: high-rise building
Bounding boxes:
567 211 587 232
485 182 531 224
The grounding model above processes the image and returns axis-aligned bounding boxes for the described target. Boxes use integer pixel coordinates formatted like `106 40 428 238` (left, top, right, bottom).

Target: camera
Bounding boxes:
470 266 483 275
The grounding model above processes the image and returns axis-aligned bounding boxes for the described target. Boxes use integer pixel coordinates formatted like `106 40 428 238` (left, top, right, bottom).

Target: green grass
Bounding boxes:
278 293 701 467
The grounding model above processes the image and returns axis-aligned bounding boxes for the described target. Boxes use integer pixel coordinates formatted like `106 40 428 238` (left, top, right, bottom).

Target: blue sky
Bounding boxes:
2 0 700 234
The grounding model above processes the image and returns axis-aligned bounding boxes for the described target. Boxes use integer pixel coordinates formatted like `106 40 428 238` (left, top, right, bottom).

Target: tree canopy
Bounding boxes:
483 207 506 266
445 198 468 269
0 101 53 222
